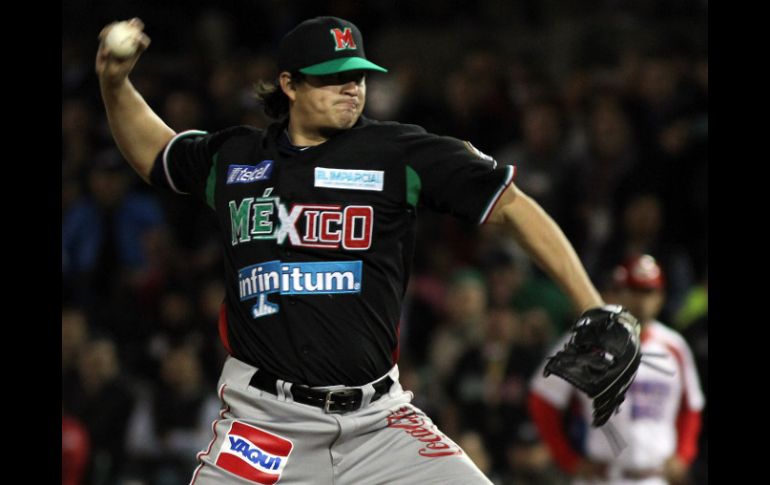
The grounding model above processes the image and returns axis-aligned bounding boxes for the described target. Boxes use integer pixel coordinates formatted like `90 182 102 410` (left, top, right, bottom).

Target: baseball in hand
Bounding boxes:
104 21 141 59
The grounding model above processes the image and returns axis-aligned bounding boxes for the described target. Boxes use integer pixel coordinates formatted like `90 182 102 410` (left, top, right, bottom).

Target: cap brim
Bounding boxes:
299 57 388 75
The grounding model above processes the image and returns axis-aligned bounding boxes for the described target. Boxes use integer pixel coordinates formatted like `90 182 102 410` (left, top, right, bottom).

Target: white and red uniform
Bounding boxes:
529 320 704 485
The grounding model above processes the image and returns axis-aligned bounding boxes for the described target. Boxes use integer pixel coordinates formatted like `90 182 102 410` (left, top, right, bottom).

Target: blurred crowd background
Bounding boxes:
62 1 708 484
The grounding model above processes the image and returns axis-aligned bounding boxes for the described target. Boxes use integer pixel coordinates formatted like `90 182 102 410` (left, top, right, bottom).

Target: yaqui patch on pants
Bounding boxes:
216 421 294 484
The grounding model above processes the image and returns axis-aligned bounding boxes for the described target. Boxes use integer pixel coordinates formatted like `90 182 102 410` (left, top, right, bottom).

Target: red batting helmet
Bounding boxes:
613 254 664 290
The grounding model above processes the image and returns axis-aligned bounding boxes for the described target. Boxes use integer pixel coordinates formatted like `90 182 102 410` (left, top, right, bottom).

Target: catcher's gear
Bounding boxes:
544 304 641 427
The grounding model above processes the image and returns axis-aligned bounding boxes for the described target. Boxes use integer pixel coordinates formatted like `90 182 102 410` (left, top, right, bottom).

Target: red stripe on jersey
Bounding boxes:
391 321 401 364
675 407 702 464
216 453 280 484
661 335 702 465
218 303 233 355
528 391 582 473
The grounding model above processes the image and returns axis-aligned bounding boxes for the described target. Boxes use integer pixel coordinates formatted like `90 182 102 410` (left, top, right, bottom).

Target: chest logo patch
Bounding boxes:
227 160 274 184
314 167 384 191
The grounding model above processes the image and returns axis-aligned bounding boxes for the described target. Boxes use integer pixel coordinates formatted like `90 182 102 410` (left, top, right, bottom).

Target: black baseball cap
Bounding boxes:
278 17 388 76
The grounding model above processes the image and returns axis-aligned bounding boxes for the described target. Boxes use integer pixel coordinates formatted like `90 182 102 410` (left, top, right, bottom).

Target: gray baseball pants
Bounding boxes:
189 355 492 484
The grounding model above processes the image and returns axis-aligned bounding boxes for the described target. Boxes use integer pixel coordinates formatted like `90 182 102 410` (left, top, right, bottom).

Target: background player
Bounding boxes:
528 255 704 484
97 16 637 485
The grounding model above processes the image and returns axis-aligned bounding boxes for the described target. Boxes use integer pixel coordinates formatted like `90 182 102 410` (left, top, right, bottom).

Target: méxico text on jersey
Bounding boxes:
229 195 373 251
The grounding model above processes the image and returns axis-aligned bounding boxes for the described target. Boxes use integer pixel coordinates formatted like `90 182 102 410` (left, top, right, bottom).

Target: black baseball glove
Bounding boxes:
544 305 641 427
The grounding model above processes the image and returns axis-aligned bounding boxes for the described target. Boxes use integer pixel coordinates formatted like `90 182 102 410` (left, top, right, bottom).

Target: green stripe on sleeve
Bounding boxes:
406 165 421 208
205 153 219 209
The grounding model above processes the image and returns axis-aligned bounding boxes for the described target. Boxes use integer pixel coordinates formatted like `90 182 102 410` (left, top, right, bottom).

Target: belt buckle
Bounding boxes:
323 388 359 414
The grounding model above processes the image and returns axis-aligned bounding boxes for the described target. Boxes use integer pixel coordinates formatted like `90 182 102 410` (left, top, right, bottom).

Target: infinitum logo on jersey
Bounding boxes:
216 422 293 484
239 260 362 318
227 160 274 184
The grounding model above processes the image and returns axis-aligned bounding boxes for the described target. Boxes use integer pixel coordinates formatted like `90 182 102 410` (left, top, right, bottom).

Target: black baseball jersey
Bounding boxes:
150 116 515 386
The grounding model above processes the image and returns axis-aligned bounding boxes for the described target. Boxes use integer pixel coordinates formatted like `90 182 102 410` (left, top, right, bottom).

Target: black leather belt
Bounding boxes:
249 368 394 414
